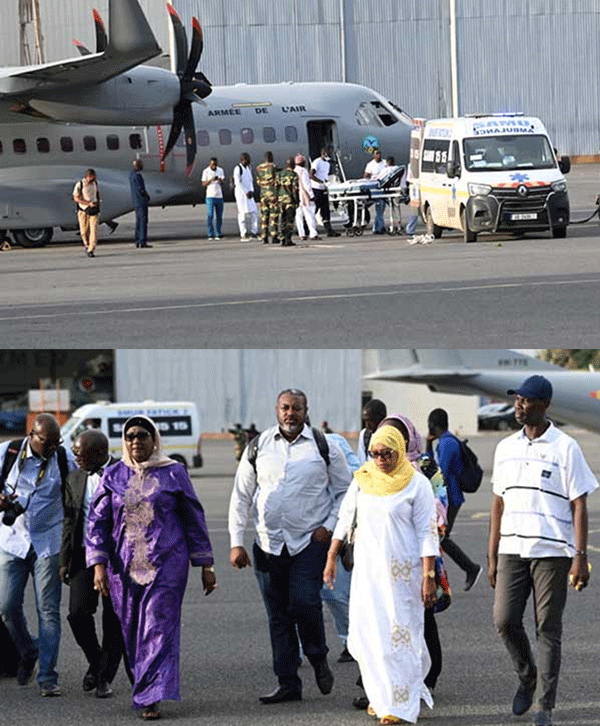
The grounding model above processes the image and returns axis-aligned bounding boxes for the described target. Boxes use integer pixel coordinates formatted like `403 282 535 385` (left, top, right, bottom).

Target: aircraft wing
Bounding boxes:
364 366 481 383
0 0 160 98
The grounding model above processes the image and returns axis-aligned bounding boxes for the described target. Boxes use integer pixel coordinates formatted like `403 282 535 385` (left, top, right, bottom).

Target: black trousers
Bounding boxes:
313 189 331 225
424 607 442 690
67 557 127 684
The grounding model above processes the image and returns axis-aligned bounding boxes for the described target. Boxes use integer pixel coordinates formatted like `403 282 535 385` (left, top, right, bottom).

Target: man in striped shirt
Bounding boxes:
487 375 597 726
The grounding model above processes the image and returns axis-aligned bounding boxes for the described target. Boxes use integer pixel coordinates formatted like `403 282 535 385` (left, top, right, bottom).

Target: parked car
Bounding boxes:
478 402 519 431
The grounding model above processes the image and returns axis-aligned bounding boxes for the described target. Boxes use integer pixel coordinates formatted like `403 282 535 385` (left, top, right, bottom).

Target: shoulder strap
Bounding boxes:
363 429 372 459
0 439 25 492
246 427 330 473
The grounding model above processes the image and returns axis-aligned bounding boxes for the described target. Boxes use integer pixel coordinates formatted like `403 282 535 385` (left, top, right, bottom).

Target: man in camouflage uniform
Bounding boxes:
277 158 300 247
256 151 280 244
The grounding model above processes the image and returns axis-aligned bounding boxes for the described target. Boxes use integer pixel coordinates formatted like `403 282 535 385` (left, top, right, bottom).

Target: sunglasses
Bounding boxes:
124 431 152 442
371 450 394 461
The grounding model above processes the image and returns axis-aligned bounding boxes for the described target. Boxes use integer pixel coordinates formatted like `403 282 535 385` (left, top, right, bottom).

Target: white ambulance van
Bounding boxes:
418 114 570 242
61 401 203 468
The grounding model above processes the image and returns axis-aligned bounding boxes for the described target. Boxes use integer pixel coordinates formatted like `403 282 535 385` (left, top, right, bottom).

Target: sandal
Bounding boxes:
367 704 377 717
380 716 403 725
140 703 161 720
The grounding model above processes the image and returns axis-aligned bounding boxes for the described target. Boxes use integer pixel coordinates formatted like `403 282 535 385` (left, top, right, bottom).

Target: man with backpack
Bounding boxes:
356 399 387 465
228 389 352 704
427 407 482 591
73 168 101 258
0 414 77 696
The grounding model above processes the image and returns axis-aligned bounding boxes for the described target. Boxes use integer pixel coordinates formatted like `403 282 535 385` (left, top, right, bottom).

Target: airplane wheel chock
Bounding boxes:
0 238 12 251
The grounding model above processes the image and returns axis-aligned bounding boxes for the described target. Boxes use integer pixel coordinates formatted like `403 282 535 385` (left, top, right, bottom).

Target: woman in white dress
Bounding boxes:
324 425 439 724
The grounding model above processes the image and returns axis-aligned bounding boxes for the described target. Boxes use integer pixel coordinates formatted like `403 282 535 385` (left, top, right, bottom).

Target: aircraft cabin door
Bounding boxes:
307 120 340 174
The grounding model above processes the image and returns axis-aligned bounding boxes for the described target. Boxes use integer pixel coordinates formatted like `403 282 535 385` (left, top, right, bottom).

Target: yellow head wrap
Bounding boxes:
354 425 416 496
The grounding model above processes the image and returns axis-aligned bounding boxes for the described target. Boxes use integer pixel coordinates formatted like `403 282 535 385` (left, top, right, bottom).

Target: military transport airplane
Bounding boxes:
364 349 600 434
0 0 413 247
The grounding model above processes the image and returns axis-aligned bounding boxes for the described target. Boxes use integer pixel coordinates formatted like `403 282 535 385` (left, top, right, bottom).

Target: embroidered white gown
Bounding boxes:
333 473 439 723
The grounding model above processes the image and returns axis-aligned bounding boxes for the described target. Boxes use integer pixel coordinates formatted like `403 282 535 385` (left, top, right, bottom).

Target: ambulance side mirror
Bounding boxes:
558 156 571 174
446 160 461 179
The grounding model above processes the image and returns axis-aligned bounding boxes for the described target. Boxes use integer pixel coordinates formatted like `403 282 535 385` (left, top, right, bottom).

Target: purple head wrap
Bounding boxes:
380 413 422 462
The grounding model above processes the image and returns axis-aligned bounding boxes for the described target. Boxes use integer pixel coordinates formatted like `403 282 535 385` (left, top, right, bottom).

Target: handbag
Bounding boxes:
85 204 100 216
339 507 357 572
432 551 452 613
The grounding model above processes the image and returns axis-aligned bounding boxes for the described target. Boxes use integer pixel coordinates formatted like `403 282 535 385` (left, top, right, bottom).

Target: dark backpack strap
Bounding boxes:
363 429 372 460
56 446 70 509
0 439 25 492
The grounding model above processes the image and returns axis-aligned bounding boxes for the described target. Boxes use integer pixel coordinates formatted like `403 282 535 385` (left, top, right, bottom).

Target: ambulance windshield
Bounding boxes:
463 135 556 172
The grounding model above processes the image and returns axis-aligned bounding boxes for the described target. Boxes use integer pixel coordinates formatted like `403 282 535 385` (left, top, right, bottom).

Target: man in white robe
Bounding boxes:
233 153 259 240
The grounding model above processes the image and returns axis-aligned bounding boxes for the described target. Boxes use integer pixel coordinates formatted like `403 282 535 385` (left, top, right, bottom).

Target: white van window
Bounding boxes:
463 135 555 172
422 138 450 174
107 415 192 439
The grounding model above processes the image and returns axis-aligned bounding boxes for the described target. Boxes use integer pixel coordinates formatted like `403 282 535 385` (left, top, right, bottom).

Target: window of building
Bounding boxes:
36 138 50 153
241 128 254 144
197 130 210 147
106 135 119 150
263 127 276 143
60 136 74 152
129 133 142 150
285 126 298 143
83 136 97 152
219 129 232 145
13 139 26 154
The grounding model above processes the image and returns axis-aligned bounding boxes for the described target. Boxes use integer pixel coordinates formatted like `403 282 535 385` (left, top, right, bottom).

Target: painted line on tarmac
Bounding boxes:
1 276 600 322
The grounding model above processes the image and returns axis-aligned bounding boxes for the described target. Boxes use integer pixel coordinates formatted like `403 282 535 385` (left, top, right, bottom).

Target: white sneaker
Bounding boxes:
215 236 222 240
240 236 250 241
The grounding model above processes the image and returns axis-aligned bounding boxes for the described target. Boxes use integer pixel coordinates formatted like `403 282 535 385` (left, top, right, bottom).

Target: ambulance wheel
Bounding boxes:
552 226 567 239
169 454 188 470
461 209 477 243
425 208 443 239
12 227 53 248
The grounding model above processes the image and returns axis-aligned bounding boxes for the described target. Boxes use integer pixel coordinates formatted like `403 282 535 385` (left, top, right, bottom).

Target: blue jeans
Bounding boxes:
320 554 350 643
406 210 418 235
373 200 386 233
254 540 329 689
134 204 148 247
0 547 61 687
206 197 224 237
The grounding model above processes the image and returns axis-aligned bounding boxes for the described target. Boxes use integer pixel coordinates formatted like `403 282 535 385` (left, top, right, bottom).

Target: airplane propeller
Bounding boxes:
162 3 212 175
73 9 107 56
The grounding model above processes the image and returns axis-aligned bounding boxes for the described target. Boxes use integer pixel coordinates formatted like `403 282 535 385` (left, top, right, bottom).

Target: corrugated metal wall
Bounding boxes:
1 1 598 153
115 349 362 432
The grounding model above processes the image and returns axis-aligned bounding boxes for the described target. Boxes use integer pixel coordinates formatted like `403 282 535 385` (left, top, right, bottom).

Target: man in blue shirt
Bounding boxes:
0 414 77 696
129 159 151 248
427 408 482 591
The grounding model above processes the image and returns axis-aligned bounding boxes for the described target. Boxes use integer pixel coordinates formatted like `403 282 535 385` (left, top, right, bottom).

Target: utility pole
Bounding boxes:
19 0 45 66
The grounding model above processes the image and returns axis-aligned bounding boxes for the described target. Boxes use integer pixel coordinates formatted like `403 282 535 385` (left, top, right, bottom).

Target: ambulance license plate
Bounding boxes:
511 213 537 221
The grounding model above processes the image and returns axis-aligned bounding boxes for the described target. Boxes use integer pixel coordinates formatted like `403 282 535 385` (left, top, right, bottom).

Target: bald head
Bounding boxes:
30 414 62 459
73 429 109 473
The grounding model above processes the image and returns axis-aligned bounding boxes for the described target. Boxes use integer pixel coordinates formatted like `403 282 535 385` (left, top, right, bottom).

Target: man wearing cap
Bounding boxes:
488 375 598 726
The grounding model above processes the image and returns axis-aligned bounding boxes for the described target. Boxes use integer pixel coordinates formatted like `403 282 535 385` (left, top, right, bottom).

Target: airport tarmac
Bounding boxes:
1 164 599 348
1 430 599 726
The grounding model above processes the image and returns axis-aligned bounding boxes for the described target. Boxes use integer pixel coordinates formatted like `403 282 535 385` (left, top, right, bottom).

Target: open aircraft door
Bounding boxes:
307 120 340 170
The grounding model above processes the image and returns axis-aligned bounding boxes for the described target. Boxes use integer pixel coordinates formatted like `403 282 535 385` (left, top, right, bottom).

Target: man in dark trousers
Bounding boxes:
59 430 128 698
129 159 151 248
427 408 482 591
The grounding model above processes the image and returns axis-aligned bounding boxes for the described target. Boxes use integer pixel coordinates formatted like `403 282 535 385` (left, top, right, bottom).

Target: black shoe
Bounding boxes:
271 238 280 244
464 564 482 591
259 685 302 704
313 658 334 695
352 695 369 710
261 238 269 244
512 676 536 716
83 667 97 692
17 656 38 686
282 240 296 247
95 681 113 699
138 244 153 248
326 229 340 237
87 250 95 257
337 646 355 663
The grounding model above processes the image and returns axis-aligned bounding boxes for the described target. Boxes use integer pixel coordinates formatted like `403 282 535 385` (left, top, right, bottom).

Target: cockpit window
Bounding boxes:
356 100 401 127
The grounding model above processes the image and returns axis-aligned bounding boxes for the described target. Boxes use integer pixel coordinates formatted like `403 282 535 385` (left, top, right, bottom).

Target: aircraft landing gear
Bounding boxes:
11 227 53 248
0 229 12 251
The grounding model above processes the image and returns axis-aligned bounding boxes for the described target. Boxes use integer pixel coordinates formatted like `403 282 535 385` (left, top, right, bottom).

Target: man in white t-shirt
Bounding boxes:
310 148 339 237
233 153 258 241
488 375 597 726
363 150 386 234
201 157 225 240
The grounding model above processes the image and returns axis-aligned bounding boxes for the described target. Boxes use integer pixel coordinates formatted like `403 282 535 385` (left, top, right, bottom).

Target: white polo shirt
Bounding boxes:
310 157 331 190
491 422 598 558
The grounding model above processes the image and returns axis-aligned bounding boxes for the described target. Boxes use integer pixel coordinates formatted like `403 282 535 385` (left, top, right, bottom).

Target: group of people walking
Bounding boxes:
0 374 596 726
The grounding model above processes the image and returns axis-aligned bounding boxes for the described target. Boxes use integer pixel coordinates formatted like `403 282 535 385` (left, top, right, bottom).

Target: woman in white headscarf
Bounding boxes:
87 416 216 720
324 425 439 724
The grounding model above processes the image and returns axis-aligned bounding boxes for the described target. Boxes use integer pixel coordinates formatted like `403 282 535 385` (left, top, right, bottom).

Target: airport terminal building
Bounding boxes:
1 1 599 155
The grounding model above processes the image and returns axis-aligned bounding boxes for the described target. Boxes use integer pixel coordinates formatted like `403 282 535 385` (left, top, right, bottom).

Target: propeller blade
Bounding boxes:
73 40 91 56
182 103 197 175
166 3 188 78
183 18 203 81
162 111 184 161
92 9 107 53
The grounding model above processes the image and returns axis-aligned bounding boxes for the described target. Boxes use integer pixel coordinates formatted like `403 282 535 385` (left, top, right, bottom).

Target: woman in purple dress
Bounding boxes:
87 415 216 720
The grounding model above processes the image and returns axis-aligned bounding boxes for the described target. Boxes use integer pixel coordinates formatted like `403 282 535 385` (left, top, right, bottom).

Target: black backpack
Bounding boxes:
0 438 70 508
246 427 330 471
455 437 483 493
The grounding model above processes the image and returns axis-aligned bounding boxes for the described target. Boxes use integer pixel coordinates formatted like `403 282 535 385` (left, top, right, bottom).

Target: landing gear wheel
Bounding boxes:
425 207 443 239
461 209 477 243
11 228 53 248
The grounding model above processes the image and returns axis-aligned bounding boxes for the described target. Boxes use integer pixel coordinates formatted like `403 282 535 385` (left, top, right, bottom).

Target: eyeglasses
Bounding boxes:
124 431 152 442
371 450 394 461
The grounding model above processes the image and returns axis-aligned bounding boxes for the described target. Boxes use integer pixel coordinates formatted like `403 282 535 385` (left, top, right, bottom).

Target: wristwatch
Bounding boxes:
202 566 215 573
